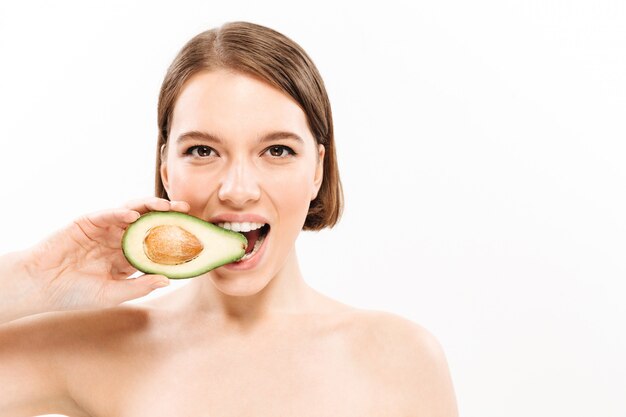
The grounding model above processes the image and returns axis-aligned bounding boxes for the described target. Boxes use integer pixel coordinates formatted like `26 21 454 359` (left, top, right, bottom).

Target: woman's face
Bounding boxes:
161 69 324 296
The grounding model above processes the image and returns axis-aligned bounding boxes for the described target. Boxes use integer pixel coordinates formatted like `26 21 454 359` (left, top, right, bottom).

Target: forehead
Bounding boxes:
170 69 313 143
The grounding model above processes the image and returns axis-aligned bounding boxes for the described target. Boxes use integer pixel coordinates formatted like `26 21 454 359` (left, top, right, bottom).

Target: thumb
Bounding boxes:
103 275 170 305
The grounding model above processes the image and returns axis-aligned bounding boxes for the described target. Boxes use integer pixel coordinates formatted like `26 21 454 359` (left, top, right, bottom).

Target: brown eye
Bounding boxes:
186 145 214 157
197 146 211 157
266 145 295 158
270 146 284 157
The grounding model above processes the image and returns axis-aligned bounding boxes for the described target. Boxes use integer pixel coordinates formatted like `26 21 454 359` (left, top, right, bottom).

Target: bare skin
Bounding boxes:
0 210 457 416
0 199 187 324
0 69 458 416
0 208 457 417
1 285 456 417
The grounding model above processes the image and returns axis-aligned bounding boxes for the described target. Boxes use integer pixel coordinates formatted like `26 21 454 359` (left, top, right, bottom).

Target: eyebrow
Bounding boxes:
176 130 222 144
175 130 304 145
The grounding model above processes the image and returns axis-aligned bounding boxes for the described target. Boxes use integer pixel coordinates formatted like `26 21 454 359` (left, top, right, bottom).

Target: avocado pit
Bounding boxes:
143 225 204 265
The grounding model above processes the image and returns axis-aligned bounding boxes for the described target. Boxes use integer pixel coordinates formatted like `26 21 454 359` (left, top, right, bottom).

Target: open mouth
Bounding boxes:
214 222 270 262
239 224 270 261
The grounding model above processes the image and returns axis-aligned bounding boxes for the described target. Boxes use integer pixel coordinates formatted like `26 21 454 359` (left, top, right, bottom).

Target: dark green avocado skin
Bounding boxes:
121 211 247 279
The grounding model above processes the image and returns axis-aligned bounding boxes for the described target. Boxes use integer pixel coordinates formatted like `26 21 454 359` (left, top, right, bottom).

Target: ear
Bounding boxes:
160 144 170 195
311 144 325 201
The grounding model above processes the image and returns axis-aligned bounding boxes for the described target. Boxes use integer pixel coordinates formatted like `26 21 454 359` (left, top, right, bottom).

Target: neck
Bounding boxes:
180 247 315 324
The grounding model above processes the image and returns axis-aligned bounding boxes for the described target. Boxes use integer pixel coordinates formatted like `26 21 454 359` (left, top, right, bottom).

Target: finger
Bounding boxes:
110 260 138 280
73 209 139 244
101 274 171 305
86 208 140 229
70 216 133 255
123 197 172 214
169 200 190 213
97 228 126 250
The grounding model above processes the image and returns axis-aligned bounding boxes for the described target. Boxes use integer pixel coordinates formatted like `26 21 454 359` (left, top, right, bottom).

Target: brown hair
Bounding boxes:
155 21 343 230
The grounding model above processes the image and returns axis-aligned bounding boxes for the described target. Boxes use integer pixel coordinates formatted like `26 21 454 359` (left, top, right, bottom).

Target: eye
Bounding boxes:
265 145 296 158
185 145 216 158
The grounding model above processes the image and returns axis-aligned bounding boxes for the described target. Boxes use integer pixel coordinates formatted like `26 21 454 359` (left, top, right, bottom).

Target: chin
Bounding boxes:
208 271 273 297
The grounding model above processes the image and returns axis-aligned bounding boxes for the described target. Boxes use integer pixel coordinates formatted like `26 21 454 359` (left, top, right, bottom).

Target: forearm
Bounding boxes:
0 250 48 325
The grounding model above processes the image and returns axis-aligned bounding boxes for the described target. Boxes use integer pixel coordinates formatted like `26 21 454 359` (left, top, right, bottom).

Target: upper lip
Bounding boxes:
207 213 270 225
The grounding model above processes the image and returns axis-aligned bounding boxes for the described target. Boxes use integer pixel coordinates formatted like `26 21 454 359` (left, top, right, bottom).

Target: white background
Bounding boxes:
1 1 625 416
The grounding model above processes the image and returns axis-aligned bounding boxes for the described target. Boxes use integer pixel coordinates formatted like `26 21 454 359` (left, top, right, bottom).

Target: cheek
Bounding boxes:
166 164 216 208
266 167 314 222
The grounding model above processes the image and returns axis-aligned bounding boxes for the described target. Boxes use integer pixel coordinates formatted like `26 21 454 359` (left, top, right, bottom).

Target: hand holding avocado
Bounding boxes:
0 198 189 324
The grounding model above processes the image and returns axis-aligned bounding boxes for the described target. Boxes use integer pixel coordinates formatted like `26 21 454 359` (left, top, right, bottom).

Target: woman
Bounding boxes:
0 22 457 416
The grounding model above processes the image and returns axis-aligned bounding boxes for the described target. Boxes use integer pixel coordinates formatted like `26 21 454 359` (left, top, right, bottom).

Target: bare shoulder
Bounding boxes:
5 304 153 344
340 309 459 416
0 305 154 417
348 310 443 352
2 305 150 364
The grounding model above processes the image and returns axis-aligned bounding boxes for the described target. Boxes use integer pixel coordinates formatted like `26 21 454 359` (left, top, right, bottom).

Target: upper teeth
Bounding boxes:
217 222 265 232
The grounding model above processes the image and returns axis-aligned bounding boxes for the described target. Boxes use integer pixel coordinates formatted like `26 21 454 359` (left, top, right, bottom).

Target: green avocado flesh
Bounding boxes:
122 211 247 279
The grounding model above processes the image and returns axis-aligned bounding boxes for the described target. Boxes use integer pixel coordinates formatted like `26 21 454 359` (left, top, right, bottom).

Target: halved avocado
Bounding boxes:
122 211 247 279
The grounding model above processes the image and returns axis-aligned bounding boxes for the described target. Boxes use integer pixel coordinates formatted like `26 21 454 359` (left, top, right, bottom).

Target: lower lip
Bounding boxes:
222 230 269 271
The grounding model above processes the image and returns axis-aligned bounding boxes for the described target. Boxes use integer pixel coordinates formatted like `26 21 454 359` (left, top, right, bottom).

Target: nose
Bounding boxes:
217 158 261 207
